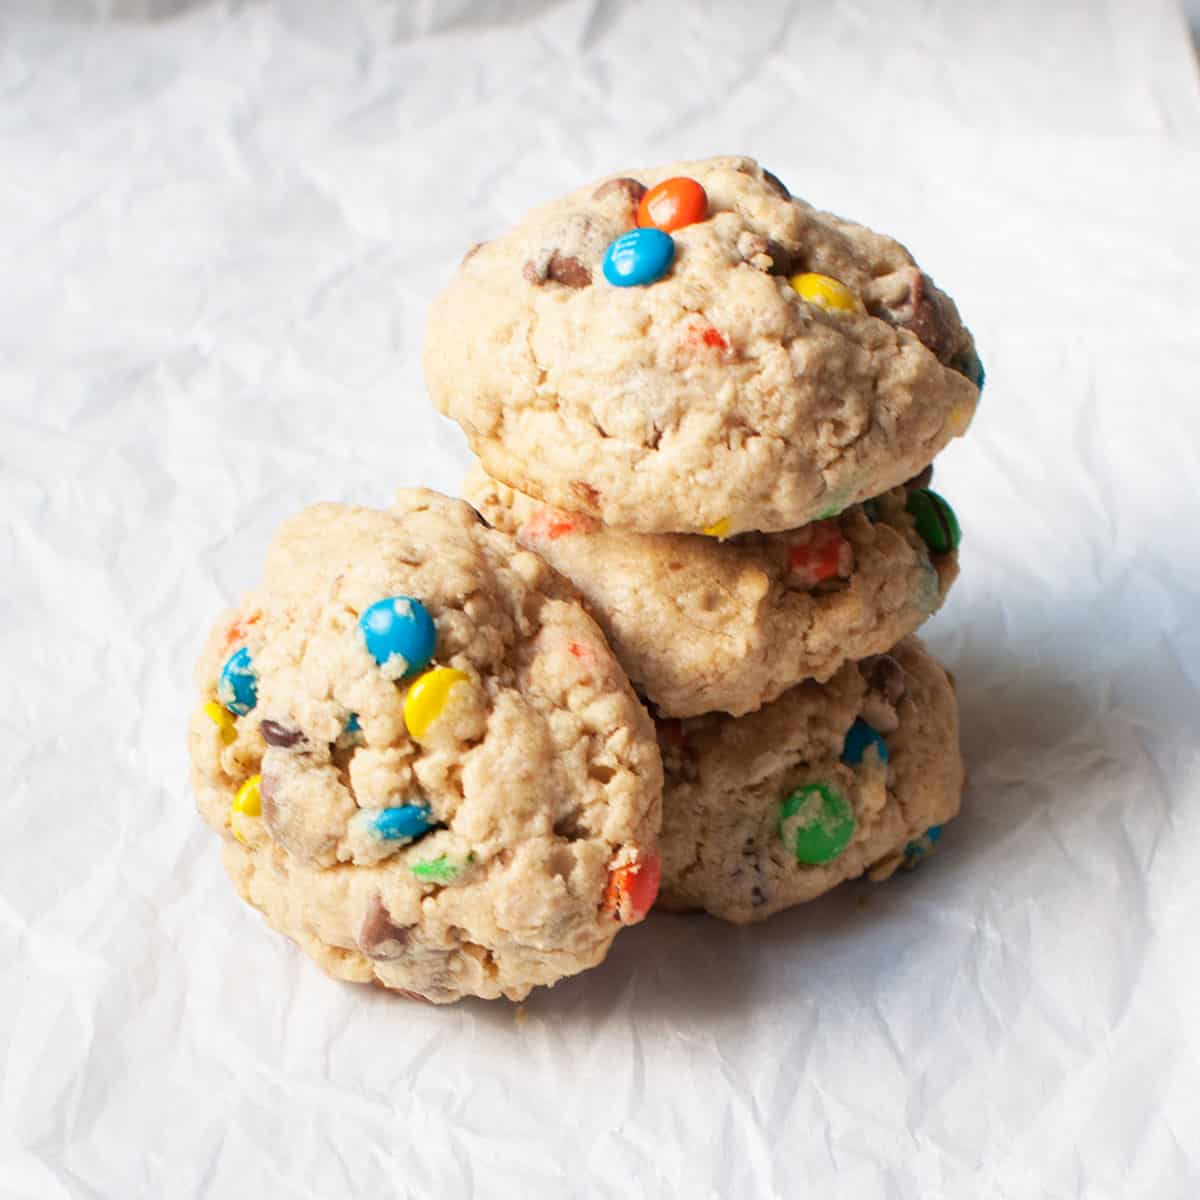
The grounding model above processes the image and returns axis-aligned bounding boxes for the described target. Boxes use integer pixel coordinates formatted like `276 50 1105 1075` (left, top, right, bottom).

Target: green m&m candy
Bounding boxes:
777 783 856 865
906 488 961 556
411 854 461 883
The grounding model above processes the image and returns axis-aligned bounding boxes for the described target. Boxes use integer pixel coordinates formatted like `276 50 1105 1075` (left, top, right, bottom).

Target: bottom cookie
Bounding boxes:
657 637 962 923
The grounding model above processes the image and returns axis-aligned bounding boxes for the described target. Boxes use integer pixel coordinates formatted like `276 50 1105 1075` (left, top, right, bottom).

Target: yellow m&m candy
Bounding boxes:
228 774 263 845
232 774 262 817
789 272 863 315
203 701 237 745
404 667 469 742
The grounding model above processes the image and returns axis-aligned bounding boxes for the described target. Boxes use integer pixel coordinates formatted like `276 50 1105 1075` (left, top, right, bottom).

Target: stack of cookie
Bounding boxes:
187 155 983 1006
431 156 981 923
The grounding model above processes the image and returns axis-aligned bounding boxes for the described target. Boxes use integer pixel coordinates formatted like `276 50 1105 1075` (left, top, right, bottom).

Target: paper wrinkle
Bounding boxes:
2 1 1200 1197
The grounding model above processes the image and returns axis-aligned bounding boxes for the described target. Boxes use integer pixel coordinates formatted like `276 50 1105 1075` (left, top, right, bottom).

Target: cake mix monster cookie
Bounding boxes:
656 637 961 922
467 463 960 718
426 155 982 536
188 490 663 1003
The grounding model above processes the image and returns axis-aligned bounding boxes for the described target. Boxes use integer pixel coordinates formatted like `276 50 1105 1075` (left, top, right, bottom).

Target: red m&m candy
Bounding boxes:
637 177 708 233
787 520 851 588
604 852 661 924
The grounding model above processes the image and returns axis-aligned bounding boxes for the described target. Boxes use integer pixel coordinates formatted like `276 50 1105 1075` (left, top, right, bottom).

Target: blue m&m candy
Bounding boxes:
217 646 258 716
961 349 986 391
841 718 889 766
903 824 944 869
602 228 674 288
359 596 436 677
335 712 363 746
372 804 435 844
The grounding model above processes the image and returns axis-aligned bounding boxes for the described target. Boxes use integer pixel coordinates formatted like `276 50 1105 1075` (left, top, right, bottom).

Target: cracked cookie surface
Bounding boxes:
468 465 958 717
426 155 981 535
657 637 961 922
188 490 663 1003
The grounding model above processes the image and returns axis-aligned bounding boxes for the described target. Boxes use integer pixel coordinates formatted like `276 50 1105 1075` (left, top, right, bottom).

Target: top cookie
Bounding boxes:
425 155 982 536
188 490 662 1003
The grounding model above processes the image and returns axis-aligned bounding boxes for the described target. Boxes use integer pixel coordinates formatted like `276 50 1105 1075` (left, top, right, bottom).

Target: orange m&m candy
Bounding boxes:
787 520 852 588
637 177 707 233
603 852 662 924
521 505 597 541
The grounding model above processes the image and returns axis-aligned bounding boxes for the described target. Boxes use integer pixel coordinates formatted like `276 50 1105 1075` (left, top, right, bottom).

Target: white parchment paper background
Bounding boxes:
2 1 1199 1196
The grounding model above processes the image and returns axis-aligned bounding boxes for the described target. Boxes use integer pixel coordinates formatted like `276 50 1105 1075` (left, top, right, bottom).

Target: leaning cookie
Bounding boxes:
188 490 662 1004
467 463 959 718
426 155 982 536
656 637 961 923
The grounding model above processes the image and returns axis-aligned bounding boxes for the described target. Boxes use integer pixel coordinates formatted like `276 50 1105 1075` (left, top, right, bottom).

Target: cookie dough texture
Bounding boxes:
468 465 958 718
188 490 662 1003
426 155 980 536
657 637 961 923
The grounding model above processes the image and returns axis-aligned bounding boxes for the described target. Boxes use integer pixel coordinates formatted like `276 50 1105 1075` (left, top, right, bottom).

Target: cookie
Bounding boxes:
467 464 959 718
426 155 981 536
188 490 663 1003
656 637 961 922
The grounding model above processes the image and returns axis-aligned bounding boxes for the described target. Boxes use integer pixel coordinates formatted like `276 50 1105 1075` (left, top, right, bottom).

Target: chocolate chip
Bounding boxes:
905 286 957 364
553 810 588 840
862 654 908 705
359 896 412 962
258 772 338 861
592 176 647 212
260 719 304 748
761 168 791 199
547 252 590 288
765 240 802 276
736 230 800 276
524 212 607 288
523 250 592 289
866 269 964 367
751 885 767 907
